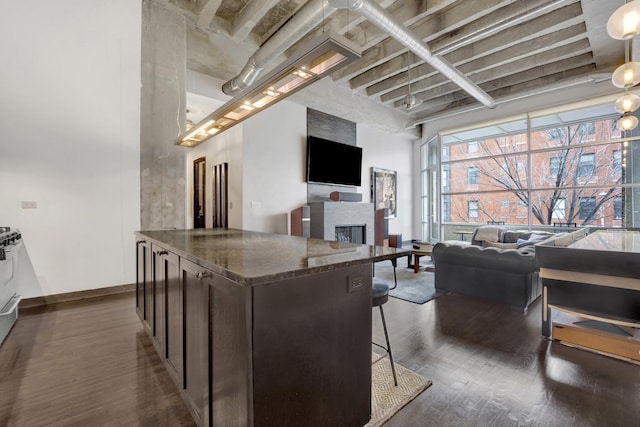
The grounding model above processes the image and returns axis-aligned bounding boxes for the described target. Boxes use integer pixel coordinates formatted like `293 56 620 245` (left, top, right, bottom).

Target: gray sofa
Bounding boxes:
432 226 554 312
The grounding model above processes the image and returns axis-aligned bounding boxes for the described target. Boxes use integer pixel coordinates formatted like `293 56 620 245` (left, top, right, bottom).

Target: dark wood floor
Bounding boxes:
1 290 639 426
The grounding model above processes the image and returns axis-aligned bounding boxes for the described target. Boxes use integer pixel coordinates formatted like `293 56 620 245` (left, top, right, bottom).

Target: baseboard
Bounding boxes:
20 283 135 309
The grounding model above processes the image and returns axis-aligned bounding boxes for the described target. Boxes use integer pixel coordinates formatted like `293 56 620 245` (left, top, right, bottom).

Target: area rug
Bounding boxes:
367 355 432 427
374 261 444 304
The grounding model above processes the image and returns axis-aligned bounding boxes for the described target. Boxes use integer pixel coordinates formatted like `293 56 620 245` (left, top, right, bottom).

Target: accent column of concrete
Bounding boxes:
140 0 187 230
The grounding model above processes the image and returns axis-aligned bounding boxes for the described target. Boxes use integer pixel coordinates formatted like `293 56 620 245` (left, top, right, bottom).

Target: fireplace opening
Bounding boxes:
335 225 366 244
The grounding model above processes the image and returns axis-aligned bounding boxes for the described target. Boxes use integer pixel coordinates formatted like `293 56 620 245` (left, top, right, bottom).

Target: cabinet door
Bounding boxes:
164 250 183 384
135 239 152 331
180 258 211 426
151 245 172 355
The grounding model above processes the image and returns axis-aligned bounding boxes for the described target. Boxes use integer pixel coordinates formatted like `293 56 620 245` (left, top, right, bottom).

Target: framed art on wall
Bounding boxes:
371 167 397 218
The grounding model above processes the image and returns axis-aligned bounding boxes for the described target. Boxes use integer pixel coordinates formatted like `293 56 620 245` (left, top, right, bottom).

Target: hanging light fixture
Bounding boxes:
614 92 640 113
176 31 361 147
617 112 639 131
401 51 423 110
612 60 640 87
607 0 640 40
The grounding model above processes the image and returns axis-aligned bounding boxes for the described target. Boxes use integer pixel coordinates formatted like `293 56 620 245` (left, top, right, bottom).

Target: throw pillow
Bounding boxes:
483 241 518 249
474 226 501 243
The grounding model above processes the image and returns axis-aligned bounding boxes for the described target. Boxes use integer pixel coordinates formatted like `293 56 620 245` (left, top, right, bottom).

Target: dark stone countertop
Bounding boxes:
135 228 409 287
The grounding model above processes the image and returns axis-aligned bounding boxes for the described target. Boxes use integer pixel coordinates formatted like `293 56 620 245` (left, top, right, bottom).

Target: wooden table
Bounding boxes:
408 244 433 273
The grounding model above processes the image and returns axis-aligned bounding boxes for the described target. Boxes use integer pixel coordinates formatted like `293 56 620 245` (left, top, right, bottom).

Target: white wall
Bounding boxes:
242 101 308 234
359 124 415 242
0 1 141 297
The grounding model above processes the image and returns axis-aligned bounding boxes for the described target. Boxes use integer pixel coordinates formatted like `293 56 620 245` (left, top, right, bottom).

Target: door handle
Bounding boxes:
196 271 211 280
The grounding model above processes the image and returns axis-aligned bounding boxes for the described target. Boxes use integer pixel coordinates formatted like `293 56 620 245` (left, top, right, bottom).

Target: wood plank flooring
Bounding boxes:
1 289 639 426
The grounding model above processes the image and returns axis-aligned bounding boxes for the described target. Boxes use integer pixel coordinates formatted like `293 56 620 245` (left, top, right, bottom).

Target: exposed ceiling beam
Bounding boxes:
231 0 280 40
380 25 589 103
331 0 519 82
197 0 223 29
374 3 585 103
349 0 573 91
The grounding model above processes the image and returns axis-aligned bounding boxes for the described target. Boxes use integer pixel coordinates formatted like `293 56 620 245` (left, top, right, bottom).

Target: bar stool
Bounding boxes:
372 276 398 386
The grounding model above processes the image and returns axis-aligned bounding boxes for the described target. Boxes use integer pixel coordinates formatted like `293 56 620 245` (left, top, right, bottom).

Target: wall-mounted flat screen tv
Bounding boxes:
306 136 362 186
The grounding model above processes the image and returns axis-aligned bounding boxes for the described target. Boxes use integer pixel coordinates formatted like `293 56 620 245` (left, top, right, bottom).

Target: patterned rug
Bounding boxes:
366 355 432 426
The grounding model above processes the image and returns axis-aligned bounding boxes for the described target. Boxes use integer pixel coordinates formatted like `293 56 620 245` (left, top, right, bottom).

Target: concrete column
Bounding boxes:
140 0 187 230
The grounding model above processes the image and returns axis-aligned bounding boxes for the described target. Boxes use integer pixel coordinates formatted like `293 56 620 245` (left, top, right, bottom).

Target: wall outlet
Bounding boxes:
251 201 262 209
348 275 365 293
21 201 37 209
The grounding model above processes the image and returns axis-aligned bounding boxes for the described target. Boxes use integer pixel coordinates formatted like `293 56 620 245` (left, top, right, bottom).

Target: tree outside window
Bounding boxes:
613 150 621 175
614 196 623 220
578 153 596 177
549 156 560 178
579 197 596 220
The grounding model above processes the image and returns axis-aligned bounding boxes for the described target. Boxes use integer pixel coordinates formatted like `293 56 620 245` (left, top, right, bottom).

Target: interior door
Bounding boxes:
194 157 206 228
212 162 229 228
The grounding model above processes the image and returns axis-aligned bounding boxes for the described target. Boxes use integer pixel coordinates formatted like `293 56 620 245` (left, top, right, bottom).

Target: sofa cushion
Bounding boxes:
473 226 502 243
516 232 553 248
483 241 518 249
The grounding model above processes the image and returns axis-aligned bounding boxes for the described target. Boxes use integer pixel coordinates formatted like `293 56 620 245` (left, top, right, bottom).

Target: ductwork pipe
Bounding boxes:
222 0 496 109
222 0 336 95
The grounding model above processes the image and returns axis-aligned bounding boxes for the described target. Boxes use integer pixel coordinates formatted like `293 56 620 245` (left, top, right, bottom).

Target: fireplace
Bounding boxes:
335 225 366 244
309 201 375 244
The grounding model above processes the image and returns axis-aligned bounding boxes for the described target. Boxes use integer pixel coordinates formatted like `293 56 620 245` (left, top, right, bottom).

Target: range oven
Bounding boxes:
0 227 22 346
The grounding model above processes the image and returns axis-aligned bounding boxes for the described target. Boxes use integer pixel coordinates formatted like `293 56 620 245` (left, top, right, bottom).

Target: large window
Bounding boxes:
434 103 638 232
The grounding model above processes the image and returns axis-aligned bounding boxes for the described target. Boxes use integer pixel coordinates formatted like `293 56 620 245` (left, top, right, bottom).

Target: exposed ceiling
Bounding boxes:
166 0 625 135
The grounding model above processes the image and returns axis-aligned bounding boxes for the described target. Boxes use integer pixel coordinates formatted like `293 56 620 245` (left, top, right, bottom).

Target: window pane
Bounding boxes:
445 192 527 225
444 155 528 192
530 144 623 189
530 118 620 150
529 188 624 226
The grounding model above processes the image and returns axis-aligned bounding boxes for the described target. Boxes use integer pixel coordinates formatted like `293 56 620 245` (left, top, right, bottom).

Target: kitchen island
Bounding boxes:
134 228 408 427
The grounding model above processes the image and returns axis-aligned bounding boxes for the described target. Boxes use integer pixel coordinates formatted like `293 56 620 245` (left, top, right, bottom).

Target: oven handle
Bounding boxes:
0 295 21 316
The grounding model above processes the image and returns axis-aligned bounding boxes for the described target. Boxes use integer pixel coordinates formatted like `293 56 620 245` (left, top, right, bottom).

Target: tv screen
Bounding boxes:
306 136 362 186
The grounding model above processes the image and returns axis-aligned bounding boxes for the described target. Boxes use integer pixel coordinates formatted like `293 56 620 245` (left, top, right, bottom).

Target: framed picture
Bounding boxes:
371 167 397 218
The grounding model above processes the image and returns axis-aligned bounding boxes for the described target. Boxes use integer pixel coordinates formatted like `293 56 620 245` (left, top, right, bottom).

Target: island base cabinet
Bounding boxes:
160 249 182 384
181 258 211 426
251 263 372 427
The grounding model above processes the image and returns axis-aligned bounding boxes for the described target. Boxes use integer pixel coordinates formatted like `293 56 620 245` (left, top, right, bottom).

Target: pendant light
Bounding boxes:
614 92 640 113
607 0 640 40
617 113 639 131
612 60 640 88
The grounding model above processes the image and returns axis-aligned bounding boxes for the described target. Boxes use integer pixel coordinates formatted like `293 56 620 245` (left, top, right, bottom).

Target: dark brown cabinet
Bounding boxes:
135 239 153 332
180 258 211 426
163 250 183 384
134 229 390 427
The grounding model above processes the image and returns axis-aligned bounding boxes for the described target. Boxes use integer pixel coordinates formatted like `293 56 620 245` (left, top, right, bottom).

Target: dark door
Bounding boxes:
194 157 206 228
212 162 228 228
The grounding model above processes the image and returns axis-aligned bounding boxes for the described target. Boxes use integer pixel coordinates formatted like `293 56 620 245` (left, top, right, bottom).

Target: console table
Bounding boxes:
135 228 409 426
537 229 640 363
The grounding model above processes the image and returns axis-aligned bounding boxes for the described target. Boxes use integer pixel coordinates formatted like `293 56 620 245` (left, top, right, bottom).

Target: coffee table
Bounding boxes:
408 244 433 273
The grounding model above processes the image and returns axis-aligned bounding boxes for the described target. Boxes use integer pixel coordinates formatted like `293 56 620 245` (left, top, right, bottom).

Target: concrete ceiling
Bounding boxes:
166 0 625 135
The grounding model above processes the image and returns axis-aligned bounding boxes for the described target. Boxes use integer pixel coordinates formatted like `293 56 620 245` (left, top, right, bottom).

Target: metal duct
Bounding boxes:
222 0 336 95
222 0 496 109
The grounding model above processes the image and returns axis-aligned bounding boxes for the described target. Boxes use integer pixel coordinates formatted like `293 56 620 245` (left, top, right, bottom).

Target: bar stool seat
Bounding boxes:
372 277 398 386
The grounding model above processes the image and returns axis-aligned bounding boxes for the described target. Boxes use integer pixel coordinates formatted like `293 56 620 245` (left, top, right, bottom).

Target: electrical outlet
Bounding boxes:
348 275 365 293
21 201 37 209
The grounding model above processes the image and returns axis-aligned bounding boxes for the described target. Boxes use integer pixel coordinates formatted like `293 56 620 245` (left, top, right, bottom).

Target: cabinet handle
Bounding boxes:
137 240 146 245
157 250 168 256
196 271 211 280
